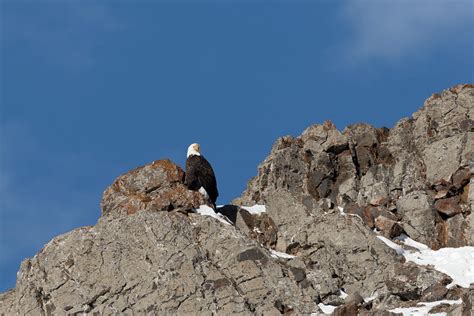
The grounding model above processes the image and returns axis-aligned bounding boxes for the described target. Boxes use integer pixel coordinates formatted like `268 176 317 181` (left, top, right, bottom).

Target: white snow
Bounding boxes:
241 204 266 215
316 303 337 314
364 294 377 303
269 249 296 259
338 206 344 214
339 289 348 299
195 204 266 225
396 234 429 251
194 205 231 225
389 299 462 316
377 235 405 255
377 235 474 288
338 206 363 220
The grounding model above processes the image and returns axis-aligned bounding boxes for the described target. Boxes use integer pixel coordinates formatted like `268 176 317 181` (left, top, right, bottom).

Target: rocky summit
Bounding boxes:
1 84 473 315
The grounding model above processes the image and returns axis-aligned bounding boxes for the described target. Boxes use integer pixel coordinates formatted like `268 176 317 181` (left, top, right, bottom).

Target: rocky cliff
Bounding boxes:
1 84 473 315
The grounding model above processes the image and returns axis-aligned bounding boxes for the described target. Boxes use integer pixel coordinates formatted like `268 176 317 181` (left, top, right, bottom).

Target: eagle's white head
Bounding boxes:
187 143 201 158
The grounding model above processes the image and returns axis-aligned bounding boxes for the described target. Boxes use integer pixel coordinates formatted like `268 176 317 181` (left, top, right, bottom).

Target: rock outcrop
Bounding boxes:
1 84 473 315
236 84 473 250
100 159 208 218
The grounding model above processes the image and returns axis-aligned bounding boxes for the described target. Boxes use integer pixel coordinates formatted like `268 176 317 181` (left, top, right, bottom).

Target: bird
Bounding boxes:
184 143 219 207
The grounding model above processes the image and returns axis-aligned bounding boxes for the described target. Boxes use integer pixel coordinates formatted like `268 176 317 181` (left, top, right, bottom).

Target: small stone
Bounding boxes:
434 196 462 217
434 189 449 200
375 216 405 239
369 195 388 206
452 167 472 190
421 283 448 302
460 183 470 204
289 267 306 282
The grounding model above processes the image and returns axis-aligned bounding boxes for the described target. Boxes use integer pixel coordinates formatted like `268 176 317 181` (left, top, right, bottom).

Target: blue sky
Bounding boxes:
0 1 472 292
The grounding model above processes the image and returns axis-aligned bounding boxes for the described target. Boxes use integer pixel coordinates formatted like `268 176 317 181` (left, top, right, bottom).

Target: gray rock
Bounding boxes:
5 211 320 315
445 214 469 247
239 85 473 249
302 120 349 154
386 262 451 301
0 290 15 316
397 191 437 247
423 135 465 184
220 205 279 248
2 84 473 315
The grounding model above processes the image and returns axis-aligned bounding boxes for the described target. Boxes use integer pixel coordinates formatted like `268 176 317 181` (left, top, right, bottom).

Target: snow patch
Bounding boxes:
241 204 266 215
195 205 231 225
364 294 377 303
269 249 296 259
315 303 337 315
377 235 474 288
389 299 462 316
339 289 348 299
338 206 344 214
338 206 363 220
396 234 429 251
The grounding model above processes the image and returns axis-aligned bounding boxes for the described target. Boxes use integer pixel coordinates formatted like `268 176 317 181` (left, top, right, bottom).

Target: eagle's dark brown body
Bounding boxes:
185 154 219 205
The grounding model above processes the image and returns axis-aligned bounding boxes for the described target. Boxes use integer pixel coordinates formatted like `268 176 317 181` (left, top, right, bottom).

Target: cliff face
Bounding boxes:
0 85 473 315
236 84 474 251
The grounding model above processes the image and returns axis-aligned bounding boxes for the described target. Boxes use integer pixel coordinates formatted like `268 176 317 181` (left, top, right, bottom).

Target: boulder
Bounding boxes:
375 216 405 239
385 262 452 301
101 159 208 219
435 197 463 217
396 191 437 247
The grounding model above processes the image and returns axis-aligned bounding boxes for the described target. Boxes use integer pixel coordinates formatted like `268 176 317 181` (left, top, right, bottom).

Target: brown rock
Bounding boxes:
334 302 359 316
452 167 472 190
421 283 449 302
434 189 449 200
435 196 462 217
460 183 470 204
375 216 405 239
436 211 469 248
365 205 398 221
386 262 452 301
433 179 452 193
232 206 278 248
101 159 208 219
344 203 375 228
369 195 388 206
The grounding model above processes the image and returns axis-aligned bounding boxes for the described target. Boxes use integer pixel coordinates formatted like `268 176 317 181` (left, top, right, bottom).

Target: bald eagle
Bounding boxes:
185 143 219 206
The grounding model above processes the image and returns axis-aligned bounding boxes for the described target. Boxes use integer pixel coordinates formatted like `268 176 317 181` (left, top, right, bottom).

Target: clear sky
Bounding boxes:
0 0 472 292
